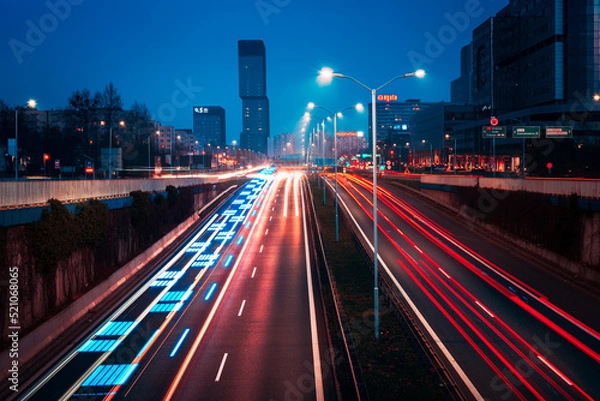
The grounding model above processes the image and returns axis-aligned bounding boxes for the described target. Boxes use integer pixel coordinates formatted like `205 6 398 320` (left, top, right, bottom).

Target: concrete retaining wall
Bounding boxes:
0 210 200 382
0 167 261 208
420 175 600 198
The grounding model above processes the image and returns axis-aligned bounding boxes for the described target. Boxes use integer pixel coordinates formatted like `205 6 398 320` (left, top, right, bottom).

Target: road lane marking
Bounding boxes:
284 175 290 217
265 229 269 236
259 245 264 253
251 267 257 278
475 301 495 318
169 329 190 358
537 356 573 386
238 300 246 317
215 353 228 382
270 215 273 221
300 180 325 401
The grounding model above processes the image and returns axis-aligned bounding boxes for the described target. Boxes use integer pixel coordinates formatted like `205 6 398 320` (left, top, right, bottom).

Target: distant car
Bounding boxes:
433 165 446 172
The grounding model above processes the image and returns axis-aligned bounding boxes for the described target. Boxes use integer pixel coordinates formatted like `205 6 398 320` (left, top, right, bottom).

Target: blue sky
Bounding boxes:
0 0 506 144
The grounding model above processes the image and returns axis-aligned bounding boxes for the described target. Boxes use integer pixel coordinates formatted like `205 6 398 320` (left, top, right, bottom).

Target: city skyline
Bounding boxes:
0 0 506 145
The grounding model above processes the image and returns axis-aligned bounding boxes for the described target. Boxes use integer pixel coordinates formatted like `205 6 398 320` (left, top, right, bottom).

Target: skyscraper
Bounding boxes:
238 40 270 155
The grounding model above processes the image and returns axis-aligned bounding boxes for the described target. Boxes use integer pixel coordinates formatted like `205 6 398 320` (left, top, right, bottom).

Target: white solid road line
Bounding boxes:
300 179 325 401
215 353 228 382
238 300 246 317
251 267 257 278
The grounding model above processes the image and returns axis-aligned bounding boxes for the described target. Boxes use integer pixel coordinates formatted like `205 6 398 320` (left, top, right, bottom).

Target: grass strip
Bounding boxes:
310 178 448 400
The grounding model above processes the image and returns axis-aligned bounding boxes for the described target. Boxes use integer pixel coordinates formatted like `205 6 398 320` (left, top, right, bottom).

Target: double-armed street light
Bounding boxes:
307 102 364 242
318 67 425 340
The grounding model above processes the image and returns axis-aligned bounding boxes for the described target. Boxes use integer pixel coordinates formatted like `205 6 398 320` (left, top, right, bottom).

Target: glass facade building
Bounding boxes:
238 40 270 155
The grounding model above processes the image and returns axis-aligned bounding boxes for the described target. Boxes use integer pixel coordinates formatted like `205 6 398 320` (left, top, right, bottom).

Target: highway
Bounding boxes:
330 173 600 401
12 167 334 401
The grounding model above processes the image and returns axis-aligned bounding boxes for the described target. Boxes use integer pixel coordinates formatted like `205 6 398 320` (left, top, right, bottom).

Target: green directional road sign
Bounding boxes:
513 126 541 138
545 126 573 138
482 126 507 138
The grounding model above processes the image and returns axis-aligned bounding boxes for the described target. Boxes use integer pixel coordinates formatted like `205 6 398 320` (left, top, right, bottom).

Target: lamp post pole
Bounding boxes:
446 135 457 174
14 99 37 180
14 109 18 181
109 125 113 179
422 140 433 174
453 138 457 174
318 67 425 340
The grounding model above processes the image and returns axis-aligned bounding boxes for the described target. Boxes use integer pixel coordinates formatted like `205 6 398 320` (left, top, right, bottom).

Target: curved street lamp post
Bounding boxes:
318 67 425 339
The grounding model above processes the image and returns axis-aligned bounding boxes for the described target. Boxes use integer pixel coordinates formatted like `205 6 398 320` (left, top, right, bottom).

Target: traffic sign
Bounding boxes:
482 126 507 138
513 126 540 139
490 116 499 126
545 126 573 138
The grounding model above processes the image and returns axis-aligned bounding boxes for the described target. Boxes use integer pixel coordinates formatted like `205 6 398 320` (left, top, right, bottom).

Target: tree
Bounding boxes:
122 101 156 167
66 88 103 167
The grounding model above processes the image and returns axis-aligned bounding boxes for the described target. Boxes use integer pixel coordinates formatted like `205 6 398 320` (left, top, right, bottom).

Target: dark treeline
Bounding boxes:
1 83 156 177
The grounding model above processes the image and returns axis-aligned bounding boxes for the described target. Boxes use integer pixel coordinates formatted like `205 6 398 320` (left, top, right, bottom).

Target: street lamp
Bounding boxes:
422 139 433 174
318 67 425 340
445 134 457 174
308 102 364 242
101 119 125 179
146 130 159 178
14 99 37 180
404 141 417 173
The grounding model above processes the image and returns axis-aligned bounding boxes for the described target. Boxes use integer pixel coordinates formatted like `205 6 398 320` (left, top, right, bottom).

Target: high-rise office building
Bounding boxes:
192 106 226 149
451 44 472 104
368 97 434 147
238 40 270 155
442 0 600 175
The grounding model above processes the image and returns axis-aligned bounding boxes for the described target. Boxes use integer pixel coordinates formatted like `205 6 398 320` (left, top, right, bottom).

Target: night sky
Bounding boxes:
1 0 505 145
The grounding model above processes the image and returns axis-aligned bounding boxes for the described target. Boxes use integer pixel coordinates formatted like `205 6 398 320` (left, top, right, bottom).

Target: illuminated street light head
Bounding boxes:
307 102 315 110
422 139 426 143
27 99 37 109
415 69 426 78
317 67 335 85
355 103 365 113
